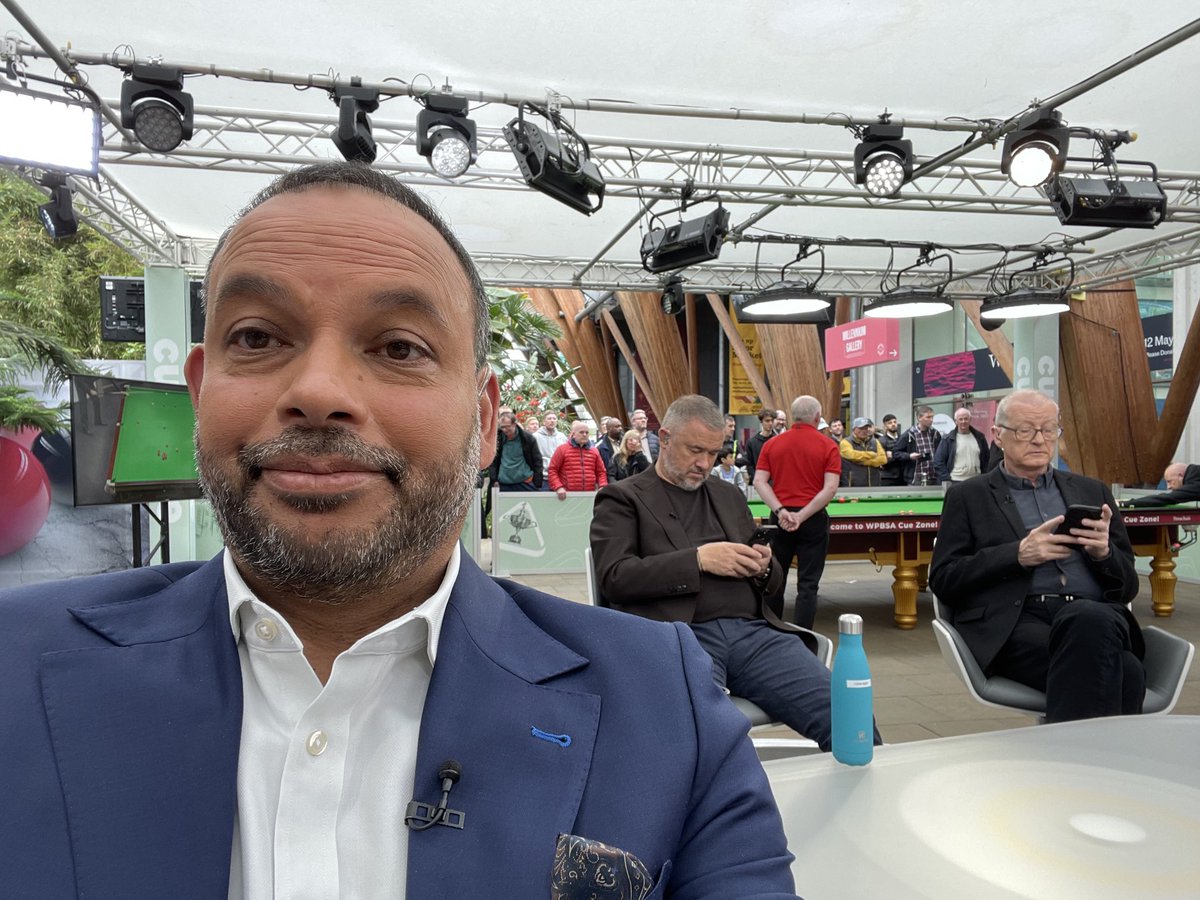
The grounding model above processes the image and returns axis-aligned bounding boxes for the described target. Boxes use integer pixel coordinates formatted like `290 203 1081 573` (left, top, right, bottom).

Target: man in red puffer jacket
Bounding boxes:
549 420 608 499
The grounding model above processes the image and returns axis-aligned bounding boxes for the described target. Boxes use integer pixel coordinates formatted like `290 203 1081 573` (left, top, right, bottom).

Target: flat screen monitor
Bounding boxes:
69 373 203 506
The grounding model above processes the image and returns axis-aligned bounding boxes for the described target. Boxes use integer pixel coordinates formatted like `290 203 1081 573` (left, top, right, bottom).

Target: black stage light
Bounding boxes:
979 314 1007 332
1045 174 1166 229
863 288 952 318
331 79 380 163
1001 108 1069 188
980 287 1070 320
661 275 686 316
503 108 604 215
120 64 194 152
38 172 77 239
854 123 913 197
417 94 476 178
640 207 730 273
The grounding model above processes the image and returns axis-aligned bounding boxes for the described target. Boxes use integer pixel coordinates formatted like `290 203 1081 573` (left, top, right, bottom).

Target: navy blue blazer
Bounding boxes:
0 554 798 898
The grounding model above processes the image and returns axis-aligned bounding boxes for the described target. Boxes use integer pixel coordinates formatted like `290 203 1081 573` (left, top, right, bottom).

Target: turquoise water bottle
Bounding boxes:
831 613 874 766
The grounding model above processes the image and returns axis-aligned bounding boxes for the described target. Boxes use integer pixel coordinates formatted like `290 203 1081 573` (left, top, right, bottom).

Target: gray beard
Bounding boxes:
196 424 480 604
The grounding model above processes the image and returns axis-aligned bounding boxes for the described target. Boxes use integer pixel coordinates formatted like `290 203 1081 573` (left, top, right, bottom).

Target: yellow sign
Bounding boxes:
728 301 767 414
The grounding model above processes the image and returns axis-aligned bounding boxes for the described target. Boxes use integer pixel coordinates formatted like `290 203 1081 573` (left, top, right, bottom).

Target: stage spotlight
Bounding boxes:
854 123 912 197
503 105 604 215
660 275 686 316
641 207 730 273
1045 173 1166 229
863 289 952 318
980 287 1070 320
330 80 380 163
417 94 476 178
120 64 193 152
1000 108 1069 187
38 172 77 240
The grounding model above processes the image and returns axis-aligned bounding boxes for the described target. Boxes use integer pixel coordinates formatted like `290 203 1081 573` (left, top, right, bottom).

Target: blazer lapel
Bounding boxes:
631 468 694 551
987 467 1029 539
41 557 242 899
407 560 599 896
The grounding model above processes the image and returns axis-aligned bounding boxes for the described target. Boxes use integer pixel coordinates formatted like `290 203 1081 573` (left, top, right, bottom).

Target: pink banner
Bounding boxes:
825 317 901 371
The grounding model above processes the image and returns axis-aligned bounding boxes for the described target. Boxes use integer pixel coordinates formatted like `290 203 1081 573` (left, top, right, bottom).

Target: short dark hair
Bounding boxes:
203 161 489 367
916 405 934 417
882 414 897 423
662 395 725 433
758 408 775 422
716 447 734 462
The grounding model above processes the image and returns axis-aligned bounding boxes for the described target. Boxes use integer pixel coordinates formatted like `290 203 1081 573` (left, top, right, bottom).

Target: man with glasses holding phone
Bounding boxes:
930 389 1143 723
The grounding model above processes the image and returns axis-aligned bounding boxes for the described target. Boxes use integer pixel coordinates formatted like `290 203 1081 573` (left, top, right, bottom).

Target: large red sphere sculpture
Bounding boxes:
0 434 52 556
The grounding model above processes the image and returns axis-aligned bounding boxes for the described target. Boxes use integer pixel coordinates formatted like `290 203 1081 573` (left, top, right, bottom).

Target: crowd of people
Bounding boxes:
483 399 1092 507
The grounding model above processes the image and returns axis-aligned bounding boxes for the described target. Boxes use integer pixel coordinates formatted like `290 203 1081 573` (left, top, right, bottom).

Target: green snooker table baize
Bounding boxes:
748 486 1195 628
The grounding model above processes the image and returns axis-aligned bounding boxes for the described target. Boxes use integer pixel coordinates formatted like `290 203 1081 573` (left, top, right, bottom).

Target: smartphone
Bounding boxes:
1054 504 1103 536
748 525 777 546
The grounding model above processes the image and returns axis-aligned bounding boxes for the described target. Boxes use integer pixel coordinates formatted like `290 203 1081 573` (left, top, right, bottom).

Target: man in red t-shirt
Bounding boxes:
753 395 841 628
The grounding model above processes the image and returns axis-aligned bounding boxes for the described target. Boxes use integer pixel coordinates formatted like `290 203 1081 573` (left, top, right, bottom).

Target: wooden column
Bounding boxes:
601 309 659 419
962 299 1015 382
824 297 853 419
1058 286 1158 483
524 288 626 423
705 293 776 412
615 291 693 420
685 293 699 395
757 324 829 415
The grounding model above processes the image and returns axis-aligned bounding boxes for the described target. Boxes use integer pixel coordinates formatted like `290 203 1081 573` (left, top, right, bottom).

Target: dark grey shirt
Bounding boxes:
661 480 759 623
1000 465 1105 599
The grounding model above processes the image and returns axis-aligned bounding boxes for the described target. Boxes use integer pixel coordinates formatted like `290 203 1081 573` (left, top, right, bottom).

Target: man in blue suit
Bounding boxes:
0 162 800 898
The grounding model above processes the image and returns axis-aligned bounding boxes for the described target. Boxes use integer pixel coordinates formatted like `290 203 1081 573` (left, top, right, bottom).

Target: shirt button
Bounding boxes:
254 619 279 642
306 730 329 756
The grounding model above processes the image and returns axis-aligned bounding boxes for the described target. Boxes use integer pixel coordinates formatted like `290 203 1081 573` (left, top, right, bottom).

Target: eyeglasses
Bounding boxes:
996 424 1063 442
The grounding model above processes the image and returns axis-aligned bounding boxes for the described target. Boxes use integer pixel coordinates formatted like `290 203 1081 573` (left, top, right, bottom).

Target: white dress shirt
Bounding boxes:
224 545 459 899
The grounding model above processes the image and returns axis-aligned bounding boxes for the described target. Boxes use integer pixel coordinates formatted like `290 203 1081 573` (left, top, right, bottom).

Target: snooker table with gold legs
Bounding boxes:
750 488 1199 629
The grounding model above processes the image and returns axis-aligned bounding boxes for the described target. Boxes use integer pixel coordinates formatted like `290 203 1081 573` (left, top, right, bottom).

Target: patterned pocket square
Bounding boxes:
551 832 654 900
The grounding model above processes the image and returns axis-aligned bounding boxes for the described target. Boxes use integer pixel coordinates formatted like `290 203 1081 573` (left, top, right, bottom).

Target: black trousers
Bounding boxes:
768 509 829 630
988 597 1144 723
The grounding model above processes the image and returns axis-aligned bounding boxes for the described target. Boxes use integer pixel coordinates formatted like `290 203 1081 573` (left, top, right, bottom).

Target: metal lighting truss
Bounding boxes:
6 18 1200 294
92 107 1200 222
69 106 1200 289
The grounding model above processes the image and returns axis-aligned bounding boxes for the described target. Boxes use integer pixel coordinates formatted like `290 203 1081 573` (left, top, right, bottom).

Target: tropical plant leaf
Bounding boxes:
0 318 96 392
0 385 65 432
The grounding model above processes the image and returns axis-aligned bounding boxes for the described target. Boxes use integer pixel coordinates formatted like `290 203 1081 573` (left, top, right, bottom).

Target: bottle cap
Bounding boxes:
838 613 864 635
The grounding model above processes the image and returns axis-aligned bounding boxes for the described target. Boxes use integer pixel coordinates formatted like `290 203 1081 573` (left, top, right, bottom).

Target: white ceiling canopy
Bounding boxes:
3 0 1200 297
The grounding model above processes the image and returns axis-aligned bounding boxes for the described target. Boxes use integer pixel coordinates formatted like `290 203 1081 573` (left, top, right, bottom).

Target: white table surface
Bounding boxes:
765 716 1200 900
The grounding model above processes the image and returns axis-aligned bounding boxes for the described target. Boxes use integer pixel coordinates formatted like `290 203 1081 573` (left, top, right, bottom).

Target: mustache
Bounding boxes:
239 427 406 484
